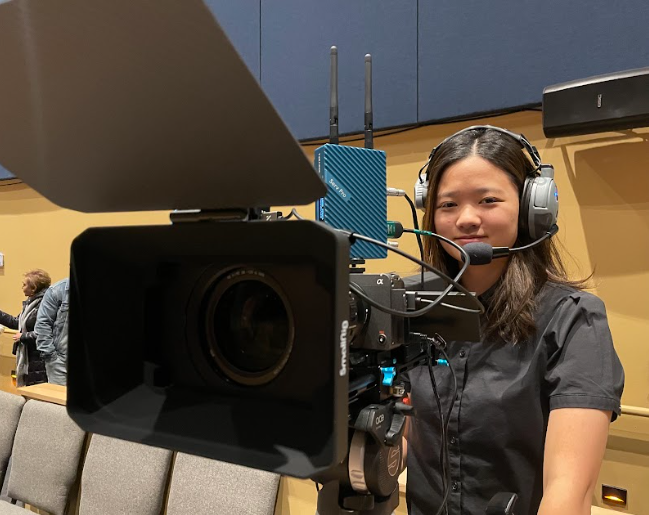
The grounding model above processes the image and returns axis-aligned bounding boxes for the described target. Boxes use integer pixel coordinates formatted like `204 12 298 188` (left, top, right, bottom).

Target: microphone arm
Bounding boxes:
463 225 559 265
492 224 559 259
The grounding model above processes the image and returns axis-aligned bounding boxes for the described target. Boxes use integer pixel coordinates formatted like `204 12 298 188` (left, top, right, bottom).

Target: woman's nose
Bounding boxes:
456 205 481 229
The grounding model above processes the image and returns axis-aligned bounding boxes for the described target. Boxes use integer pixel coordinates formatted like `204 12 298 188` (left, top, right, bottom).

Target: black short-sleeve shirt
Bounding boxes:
404 282 624 515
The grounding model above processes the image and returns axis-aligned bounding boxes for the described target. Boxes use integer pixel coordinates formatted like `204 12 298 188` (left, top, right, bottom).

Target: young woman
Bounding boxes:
405 126 624 515
0 269 51 386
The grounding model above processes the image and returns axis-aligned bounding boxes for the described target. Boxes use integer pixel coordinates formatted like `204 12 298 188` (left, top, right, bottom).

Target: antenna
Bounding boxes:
329 46 339 144
364 53 373 149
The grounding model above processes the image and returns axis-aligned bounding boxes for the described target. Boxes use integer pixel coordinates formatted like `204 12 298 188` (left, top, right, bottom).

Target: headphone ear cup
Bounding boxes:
521 176 559 240
414 178 428 211
519 176 533 241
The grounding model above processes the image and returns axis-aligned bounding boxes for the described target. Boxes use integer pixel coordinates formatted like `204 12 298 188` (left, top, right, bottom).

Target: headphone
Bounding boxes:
414 125 559 241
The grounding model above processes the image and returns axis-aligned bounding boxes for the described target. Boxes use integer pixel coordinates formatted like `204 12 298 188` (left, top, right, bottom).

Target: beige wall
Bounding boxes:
1 109 648 513
0 188 168 309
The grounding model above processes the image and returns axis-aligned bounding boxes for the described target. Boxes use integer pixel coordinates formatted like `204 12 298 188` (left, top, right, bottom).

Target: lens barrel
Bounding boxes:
202 269 294 386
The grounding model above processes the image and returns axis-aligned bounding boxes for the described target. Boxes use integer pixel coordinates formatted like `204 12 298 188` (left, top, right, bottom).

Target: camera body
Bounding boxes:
348 273 407 352
349 272 481 354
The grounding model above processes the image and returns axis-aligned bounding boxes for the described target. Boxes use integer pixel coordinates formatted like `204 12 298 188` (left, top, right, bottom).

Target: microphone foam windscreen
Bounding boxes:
463 242 493 265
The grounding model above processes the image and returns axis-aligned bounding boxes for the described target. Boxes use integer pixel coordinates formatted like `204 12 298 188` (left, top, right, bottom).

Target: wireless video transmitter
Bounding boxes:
315 49 387 259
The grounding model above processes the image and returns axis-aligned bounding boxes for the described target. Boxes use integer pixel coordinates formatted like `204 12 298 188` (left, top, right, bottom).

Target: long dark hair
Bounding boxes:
421 127 587 344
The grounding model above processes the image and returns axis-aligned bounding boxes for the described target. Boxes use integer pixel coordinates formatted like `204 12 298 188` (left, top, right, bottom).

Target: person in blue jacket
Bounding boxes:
35 277 69 386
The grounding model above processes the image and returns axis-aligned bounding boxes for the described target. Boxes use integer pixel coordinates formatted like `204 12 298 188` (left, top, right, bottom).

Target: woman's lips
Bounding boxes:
456 236 486 244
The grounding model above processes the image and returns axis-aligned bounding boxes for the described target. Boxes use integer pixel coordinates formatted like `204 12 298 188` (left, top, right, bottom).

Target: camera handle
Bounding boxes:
314 401 412 515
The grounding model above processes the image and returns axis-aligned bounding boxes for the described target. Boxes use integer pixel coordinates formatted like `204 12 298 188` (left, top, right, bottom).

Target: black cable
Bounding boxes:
285 211 484 316
285 211 466 317
440 346 457 443
346 230 484 318
285 208 304 220
400 228 482 314
417 155 433 185
285 210 482 314
344 231 481 309
508 229 554 251
434 346 457 515
427 347 449 515
281 209 297 220
403 193 425 290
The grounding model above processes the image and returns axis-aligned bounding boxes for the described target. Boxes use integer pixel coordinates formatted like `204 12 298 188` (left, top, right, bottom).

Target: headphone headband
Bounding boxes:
419 125 542 185
413 125 558 241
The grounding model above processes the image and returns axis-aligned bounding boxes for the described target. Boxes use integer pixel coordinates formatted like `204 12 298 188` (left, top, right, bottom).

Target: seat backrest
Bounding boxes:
0 391 25 486
166 453 280 515
78 434 173 515
7 399 86 515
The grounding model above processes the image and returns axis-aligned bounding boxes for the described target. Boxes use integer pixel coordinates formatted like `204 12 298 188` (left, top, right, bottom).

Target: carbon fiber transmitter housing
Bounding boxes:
315 144 387 259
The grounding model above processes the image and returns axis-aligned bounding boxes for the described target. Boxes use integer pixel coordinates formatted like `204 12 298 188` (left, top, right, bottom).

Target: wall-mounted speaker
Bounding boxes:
543 67 649 137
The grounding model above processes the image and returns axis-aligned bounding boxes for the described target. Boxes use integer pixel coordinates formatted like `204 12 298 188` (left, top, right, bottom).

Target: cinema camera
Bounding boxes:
0 1 490 514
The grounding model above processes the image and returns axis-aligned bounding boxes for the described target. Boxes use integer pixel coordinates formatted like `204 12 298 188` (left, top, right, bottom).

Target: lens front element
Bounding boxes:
203 269 294 386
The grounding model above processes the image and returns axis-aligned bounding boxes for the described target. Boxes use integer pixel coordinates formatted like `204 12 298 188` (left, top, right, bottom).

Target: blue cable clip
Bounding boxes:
436 359 449 367
381 366 397 386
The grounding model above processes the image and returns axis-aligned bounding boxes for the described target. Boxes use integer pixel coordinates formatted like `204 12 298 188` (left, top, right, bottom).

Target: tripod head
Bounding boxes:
314 400 411 515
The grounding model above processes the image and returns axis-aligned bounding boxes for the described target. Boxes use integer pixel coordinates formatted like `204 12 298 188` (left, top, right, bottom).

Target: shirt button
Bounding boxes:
450 437 457 445
452 481 460 492
459 350 466 358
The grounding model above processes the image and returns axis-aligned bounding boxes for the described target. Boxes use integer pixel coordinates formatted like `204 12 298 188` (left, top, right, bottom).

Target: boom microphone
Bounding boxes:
463 225 559 265
462 243 494 265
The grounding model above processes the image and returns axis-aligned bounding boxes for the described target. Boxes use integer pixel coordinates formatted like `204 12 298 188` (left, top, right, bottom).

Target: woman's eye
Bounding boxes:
438 201 456 209
481 197 499 204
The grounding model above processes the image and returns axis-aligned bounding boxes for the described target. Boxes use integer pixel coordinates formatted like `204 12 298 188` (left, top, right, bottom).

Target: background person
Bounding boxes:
0 269 51 386
35 277 69 386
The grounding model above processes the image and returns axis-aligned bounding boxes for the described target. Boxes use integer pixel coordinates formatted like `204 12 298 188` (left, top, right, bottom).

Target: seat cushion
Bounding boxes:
7 400 85 515
79 434 173 515
0 392 25 486
166 453 280 515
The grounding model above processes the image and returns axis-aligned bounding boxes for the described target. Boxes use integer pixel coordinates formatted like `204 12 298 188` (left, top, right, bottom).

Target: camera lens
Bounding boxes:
203 269 294 386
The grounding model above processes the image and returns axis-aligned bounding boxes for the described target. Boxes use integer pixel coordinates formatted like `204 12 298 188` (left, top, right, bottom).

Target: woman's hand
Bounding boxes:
12 332 21 341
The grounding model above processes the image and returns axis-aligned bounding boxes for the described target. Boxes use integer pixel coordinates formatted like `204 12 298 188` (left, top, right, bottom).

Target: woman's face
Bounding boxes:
22 279 36 297
433 155 520 263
